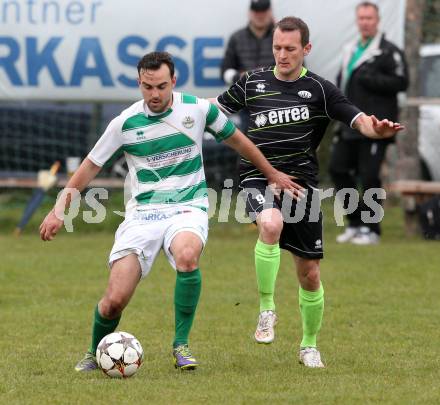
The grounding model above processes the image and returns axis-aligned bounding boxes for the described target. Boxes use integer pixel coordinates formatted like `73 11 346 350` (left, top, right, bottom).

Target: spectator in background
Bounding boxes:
221 0 275 85
329 1 409 245
221 0 275 132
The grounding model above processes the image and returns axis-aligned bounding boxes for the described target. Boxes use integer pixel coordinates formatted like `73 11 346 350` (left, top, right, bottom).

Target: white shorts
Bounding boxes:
109 206 208 278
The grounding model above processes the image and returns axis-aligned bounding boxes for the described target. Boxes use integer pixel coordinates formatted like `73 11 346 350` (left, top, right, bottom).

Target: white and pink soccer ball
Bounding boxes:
96 331 144 378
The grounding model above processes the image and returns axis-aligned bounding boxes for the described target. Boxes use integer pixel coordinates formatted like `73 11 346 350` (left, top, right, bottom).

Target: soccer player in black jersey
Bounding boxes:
214 16 403 368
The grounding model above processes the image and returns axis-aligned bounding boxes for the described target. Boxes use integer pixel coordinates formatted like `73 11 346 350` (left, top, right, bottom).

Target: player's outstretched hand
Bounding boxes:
371 115 404 139
39 209 63 241
266 169 305 201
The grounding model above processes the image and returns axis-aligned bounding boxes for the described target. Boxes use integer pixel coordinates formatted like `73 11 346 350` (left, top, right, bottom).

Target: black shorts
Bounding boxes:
242 179 323 259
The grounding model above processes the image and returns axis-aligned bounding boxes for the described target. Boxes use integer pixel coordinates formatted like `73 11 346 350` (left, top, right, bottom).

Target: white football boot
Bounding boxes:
336 226 359 243
254 310 278 344
351 226 380 245
299 347 325 368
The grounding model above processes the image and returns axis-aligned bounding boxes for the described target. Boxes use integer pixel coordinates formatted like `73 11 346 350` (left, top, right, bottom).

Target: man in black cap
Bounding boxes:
221 0 275 132
222 0 274 86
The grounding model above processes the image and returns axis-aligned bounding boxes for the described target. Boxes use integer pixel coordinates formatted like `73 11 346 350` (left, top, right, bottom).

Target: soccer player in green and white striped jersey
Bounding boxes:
39 51 301 372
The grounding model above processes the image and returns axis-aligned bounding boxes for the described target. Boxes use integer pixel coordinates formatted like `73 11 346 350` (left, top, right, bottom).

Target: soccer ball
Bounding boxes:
96 331 144 378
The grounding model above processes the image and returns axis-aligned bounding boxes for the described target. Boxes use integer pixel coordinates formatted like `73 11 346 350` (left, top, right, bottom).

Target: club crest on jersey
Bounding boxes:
298 90 312 99
254 106 310 128
182 116 195 128
256 83 266 93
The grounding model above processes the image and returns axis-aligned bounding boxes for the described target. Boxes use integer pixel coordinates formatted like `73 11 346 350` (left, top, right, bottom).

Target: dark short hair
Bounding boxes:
356 1 379 14
274 16 310 47
137 52 175 77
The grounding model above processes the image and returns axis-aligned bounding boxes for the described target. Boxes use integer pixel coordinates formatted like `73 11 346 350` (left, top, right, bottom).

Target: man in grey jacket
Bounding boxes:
329 1 409 245
221 0 275 86
221 0 275 133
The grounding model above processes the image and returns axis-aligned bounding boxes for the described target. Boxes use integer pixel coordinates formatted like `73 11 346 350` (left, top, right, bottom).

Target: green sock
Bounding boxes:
173 269 201 347
255 239 280 312
88 305 121 355
299 284 324 348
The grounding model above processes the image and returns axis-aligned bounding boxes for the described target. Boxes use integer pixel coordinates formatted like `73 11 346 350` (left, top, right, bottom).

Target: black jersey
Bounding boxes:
217 66 362 186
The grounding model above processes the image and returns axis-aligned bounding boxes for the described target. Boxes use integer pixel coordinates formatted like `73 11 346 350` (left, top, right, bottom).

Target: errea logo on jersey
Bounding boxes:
255 114 268 127
298 90 312 99
254 106 310 128
256 83 266 93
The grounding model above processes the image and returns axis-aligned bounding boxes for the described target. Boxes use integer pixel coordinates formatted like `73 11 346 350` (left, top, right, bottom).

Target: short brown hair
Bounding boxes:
356 1 379 14
137 51 175 77
274 16 310 47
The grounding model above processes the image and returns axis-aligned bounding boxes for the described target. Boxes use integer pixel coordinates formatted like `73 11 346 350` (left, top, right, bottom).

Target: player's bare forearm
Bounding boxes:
54 158 101 212
223 130 304 197
64 158 102 193
353 113 404 139
40 158 101 241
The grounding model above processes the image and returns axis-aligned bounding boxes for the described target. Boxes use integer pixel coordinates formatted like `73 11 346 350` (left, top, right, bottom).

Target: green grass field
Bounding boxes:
1 193 440 404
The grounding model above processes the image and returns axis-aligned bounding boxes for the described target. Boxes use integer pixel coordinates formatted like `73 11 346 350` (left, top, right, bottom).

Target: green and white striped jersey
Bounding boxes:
88 92 235 214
